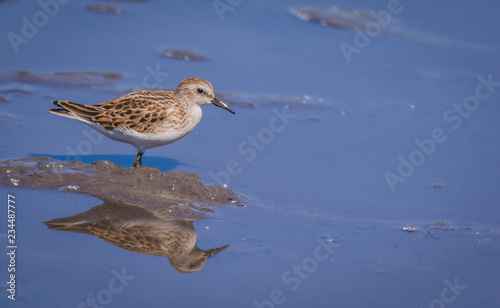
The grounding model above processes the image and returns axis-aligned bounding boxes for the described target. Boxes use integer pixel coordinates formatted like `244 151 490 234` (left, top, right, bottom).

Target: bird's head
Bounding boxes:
176 77 235 114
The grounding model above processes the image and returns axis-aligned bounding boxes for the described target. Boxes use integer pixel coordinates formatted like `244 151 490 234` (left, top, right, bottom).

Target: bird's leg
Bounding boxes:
133 151 144 168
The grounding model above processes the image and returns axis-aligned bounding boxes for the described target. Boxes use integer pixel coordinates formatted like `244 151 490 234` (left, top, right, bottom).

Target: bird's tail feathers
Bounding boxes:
49 100 100 120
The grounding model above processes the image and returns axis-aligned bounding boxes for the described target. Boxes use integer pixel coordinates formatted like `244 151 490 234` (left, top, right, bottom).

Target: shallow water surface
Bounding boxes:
1 0 500 307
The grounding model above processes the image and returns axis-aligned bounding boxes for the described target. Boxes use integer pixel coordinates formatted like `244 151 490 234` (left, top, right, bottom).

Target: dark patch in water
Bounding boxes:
428 221 457 232
105 0 148 2
162 49 209 61
289 6 391 32
0 70 123 88
87 4 124 14
217 92 329 109
0 88 31 94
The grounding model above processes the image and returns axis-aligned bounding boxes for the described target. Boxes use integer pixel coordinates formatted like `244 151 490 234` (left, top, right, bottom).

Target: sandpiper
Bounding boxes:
50 77 235 167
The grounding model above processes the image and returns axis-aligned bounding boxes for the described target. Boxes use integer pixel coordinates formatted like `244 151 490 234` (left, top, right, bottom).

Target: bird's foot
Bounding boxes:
133 151 144 168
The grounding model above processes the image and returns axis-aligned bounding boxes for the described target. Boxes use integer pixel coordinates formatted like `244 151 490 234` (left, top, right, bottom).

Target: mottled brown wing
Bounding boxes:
92 92 174 133
53 91 174 133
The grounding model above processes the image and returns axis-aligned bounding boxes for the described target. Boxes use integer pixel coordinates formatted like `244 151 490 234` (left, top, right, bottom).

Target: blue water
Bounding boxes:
1 0 500 307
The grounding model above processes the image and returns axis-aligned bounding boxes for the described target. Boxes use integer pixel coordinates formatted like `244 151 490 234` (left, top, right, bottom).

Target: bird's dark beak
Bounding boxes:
211 98 235 114
205 244 229 258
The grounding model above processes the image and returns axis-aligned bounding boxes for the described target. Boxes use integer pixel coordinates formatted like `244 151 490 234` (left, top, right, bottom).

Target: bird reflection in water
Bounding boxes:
44 200 228 273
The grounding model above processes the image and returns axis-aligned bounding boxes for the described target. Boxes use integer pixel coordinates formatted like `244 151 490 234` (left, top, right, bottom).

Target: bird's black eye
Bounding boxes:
196 88 204 94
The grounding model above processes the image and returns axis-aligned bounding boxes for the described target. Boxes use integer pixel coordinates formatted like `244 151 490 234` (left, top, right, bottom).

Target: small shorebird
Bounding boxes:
50 77 234 167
